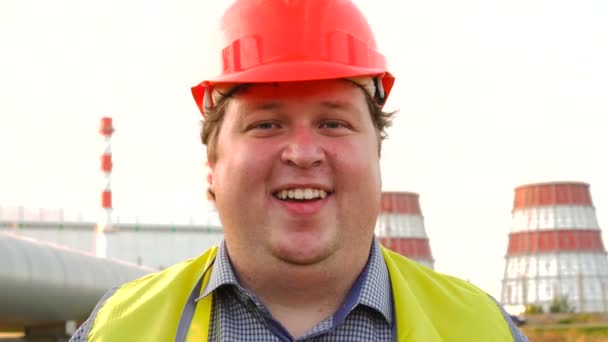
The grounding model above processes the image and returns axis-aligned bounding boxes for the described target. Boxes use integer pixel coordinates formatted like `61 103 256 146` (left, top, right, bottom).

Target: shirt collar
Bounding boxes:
357 238 393 325
197 238 393 325
198 240 239 299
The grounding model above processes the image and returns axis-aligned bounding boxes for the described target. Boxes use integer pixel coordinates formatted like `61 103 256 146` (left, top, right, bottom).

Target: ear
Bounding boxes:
205 160 215 184
205 160 216 202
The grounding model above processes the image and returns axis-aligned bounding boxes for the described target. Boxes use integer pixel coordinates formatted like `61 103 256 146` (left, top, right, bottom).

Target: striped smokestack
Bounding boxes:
376 192 434 269
97 117 114 258
501 181 608 313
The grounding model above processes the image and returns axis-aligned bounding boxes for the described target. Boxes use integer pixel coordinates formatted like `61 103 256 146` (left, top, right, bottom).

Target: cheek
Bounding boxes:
332 140 381 185
214 142 275 188
339 136 380 168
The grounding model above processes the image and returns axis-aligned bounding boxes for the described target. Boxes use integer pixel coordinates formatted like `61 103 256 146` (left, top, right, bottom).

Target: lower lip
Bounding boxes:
272 196 330 215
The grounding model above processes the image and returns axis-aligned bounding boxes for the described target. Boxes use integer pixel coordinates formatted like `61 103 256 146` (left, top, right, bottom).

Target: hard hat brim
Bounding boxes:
207 60 388 84
191 61 394 116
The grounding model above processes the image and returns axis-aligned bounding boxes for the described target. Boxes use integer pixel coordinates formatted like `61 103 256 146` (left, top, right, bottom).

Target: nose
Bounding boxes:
280 127 324 169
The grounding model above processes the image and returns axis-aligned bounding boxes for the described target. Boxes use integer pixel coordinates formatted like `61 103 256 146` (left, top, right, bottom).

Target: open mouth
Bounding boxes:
272 188 333 202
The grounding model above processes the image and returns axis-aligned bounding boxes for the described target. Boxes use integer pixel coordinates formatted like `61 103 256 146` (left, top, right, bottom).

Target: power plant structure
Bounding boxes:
375 191 434 269
0 116 226 340
96 117 114 258
0 232 152 335
501 181 608 313
0 205 224 340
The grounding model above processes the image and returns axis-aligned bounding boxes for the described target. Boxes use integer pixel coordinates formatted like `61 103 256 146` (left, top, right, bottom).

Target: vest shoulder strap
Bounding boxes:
85 246 218 341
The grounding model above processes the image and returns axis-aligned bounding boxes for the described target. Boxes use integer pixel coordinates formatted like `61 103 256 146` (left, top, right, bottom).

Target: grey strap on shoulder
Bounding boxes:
489 295 529 342
69 287 119 342
175 258 215 342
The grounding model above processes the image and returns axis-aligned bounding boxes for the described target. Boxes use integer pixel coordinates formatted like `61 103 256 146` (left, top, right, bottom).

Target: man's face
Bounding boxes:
209 79 381 266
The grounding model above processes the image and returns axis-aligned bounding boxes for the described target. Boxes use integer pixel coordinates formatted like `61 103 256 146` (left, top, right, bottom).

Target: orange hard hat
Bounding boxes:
191 0 395 116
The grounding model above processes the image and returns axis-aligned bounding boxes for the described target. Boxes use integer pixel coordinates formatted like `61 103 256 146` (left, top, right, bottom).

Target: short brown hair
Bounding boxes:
200 83 396 163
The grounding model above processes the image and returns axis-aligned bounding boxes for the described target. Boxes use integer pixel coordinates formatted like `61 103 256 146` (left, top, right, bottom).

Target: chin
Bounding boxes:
272 240 334 266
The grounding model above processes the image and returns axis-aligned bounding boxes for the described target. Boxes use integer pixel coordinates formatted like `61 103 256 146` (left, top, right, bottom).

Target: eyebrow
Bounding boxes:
319 100 358 112
238 102 283 118
248 102 283 111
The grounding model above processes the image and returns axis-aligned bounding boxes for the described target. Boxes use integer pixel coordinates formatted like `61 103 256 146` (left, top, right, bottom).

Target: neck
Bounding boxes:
227 239 373 338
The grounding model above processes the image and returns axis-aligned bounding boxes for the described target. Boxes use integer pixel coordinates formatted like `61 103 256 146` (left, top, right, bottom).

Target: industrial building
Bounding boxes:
501 182 608 313
375 192 435 269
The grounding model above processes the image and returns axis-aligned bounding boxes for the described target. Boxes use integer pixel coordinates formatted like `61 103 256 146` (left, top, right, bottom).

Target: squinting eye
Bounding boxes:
320 121 345 129
255 122 279 130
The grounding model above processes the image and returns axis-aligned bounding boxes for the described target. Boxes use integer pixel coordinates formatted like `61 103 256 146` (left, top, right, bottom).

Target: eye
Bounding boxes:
254 121 280 130
245 120 283 137
320 120 350 130
246 120 282 131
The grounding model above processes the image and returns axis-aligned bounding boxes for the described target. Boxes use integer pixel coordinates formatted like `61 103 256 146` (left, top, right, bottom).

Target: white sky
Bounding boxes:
1 0 607 299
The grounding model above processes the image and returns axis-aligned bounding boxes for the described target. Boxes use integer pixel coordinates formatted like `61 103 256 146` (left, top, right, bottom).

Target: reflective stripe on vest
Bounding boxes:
175 257 215 342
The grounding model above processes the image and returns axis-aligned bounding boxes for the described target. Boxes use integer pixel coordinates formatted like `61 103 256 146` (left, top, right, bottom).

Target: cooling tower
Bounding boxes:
501 182 608 313
376 192 434 269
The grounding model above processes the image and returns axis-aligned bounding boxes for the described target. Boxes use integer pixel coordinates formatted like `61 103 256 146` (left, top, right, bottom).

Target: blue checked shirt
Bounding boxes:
198 239 394 341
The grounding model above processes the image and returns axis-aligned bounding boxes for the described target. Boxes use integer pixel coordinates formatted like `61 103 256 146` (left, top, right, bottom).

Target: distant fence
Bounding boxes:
0 205 225 271
0 204 222 227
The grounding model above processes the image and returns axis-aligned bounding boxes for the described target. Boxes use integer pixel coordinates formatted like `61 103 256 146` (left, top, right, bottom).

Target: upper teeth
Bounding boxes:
276 188 328 200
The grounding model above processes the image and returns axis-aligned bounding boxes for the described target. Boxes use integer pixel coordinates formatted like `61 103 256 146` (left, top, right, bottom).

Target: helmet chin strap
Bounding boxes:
202 82 215 113
347 76 387 106
374 76 387 106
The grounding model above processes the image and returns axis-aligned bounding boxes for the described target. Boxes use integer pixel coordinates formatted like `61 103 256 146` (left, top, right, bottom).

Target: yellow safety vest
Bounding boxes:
85 246 516 341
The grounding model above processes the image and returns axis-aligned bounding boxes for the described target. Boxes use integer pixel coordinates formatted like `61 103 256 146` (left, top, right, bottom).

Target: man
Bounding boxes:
71 0 528 341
